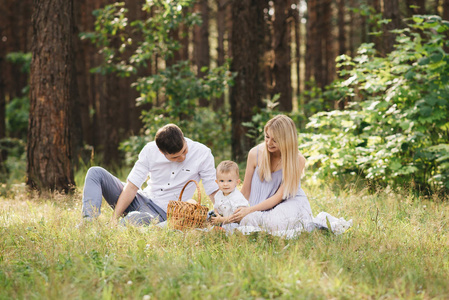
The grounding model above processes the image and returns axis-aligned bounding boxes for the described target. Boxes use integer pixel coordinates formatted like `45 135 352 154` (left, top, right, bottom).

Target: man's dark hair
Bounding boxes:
155 124 185 154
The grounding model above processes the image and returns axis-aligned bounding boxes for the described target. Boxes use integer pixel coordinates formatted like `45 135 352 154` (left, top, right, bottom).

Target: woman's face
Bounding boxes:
265 129 280 153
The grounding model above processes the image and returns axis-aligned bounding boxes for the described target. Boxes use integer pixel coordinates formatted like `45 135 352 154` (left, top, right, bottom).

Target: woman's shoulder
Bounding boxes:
249 143 264 155
246 144 263 168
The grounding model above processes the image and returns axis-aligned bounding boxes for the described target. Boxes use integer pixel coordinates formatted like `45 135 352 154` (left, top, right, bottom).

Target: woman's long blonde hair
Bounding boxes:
259 114 301 199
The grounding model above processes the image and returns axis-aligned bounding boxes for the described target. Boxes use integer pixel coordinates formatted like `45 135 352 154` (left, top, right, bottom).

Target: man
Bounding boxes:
81 124 218 225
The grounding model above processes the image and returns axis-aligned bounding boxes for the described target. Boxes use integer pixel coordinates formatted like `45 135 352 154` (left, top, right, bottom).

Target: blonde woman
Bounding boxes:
229 114 351 236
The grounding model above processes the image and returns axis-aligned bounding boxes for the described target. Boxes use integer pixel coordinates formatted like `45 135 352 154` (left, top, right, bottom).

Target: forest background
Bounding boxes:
0 0 448 195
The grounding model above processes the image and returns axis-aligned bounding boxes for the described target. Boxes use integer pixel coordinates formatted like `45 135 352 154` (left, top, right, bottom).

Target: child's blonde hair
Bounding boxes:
216 160 239 178
259 114 301 199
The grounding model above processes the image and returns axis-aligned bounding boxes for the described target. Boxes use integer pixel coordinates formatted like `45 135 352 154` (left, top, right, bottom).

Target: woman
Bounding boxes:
229 114 351 236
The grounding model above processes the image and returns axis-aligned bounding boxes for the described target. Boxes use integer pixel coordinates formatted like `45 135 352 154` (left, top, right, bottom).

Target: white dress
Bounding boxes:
237 166 352 238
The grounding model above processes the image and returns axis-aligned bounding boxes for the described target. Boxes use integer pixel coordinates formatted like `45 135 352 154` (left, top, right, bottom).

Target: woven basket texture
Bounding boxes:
167 180 208 230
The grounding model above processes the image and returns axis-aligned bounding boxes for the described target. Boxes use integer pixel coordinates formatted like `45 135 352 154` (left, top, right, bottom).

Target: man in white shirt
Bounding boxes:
81 124 219 226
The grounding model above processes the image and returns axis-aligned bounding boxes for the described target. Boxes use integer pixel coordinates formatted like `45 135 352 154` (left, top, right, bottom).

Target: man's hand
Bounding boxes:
111 181 139 223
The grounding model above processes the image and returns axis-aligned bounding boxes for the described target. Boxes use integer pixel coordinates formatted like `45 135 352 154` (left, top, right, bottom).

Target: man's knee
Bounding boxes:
86 166 107 179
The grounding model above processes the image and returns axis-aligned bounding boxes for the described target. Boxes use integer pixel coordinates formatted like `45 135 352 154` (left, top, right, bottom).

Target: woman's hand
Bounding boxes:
228 207 253 223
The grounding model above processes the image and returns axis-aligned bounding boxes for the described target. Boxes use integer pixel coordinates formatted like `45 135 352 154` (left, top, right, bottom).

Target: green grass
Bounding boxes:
1 183 448 299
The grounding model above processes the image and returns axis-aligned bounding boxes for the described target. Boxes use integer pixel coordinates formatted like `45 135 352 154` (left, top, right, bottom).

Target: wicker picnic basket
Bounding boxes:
166 180 209 230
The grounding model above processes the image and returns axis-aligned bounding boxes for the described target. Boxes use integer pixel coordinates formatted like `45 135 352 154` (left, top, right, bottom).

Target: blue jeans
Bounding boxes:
81 167 166 225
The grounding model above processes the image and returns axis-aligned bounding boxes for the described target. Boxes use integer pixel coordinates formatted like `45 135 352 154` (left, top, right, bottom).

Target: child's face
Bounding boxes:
216 171 240 196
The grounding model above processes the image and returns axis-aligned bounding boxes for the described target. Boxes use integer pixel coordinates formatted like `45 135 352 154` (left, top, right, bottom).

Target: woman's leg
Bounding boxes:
241 196 314 232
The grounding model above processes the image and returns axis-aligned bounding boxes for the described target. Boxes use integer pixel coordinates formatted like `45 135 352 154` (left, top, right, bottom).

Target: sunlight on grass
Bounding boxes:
1 183 448 299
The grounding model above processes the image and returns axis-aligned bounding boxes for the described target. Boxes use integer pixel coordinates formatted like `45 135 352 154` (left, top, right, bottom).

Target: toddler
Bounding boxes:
210 160 249 231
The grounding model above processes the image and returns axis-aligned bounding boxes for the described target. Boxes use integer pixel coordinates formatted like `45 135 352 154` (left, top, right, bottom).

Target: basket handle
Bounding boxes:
178 179 202 205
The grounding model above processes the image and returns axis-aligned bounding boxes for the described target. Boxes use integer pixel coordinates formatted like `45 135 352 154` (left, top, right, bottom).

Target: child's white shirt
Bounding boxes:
214 189 249 217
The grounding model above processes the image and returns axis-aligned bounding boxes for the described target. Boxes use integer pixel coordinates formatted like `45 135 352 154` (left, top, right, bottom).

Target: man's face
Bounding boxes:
163 142 188 162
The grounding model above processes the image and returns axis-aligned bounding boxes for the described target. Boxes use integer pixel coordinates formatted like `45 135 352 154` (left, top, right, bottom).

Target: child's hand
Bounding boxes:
211 215 225 224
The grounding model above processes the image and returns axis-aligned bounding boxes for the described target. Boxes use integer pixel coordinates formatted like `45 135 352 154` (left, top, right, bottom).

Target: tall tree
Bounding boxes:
444 0 449 20
323 0 334 87
405 0 427 15
292 3 301 98
272 0 292 111
194 0 211 107
337 0 346 56
230 0 265 162
383 0 401 54
28 0 75 192
214 0 230 110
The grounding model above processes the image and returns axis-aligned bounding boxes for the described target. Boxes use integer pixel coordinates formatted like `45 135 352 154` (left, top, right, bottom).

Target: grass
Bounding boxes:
1 182 449 299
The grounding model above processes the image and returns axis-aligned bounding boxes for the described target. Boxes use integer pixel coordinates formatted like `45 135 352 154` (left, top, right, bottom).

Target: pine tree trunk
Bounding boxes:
214 0 229 110
444 0 449 20
230 0 265 162
383 0 401 54
294 4 301 98
194 0 211 107
272 0 292 112
323 0 334 87
337 0 346 56
28 0 75 192
405 0 427 15
349 0 356 57
0 53 5 167
305 0 316 87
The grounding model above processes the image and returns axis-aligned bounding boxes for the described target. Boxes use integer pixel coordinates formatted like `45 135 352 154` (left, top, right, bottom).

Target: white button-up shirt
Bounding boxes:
127 138 219 212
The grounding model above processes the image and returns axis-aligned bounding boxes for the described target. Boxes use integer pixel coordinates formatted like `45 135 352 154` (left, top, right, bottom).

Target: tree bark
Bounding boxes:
272 0 292 111
405 0 427 15
194 0 211 107
383 0 401 54
323 0 334 87
28 0 75 192
214 0 229 110
230 0 265 162
337 0 346 56
292 2 301 98
444 0 449 21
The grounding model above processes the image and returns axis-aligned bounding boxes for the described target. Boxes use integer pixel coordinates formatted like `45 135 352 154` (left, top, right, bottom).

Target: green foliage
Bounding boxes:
301 15 449 192
5 52 31 139
243 94 306 143
84 1 236 163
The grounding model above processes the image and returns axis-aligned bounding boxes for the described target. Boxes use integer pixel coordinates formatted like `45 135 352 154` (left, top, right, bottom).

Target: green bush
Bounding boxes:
301 15 449 193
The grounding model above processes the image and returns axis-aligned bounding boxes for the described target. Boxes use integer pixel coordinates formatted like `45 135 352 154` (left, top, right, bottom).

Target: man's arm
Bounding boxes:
111 181 139 223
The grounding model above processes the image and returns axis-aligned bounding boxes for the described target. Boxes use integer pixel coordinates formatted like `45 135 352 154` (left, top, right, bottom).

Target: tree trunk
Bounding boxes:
313 0 324 88
230 0 265 162
0 53 5 168
214 0 229 110
337 0 346 56
28 0 75 192
272 0 292 111
194 0 211 107
405 0 426 15
348 0 356 57
305 0 316 86
444 0 449 21
292 2 301 99
323 0 334 87
383 0 401 54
